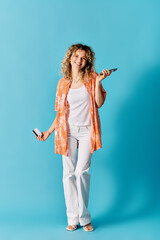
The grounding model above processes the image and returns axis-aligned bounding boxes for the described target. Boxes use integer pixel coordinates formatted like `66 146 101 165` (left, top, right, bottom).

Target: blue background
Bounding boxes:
0 0 160 239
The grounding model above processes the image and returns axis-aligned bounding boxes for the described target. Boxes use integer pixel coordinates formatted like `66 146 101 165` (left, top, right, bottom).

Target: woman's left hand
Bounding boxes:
96 69 112 83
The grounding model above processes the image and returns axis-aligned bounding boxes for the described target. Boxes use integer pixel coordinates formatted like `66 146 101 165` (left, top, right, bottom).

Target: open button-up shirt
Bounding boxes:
54 71 107 156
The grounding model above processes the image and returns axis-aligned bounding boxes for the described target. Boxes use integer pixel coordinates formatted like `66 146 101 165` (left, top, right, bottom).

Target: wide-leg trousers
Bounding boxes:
62 124 92 226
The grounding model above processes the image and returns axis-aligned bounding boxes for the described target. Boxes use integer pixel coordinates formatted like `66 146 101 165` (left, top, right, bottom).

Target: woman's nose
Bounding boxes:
77 58 82 64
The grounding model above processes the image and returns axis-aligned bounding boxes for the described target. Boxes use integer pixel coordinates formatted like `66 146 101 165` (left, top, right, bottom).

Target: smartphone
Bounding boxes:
108 68 118 72
100 68 118 75
32 128 42 137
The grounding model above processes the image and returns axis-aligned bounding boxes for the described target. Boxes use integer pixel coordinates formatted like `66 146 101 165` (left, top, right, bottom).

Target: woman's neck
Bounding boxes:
71 69 81 80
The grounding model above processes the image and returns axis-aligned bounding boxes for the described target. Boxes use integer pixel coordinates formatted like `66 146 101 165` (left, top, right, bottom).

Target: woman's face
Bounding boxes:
70 49 87 71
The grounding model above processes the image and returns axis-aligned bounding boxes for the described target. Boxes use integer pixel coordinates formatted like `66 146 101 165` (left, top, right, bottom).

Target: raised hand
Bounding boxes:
96 68 112 83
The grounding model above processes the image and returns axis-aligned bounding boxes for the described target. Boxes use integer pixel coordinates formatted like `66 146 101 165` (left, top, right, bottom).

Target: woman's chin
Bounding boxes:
72 66 82 71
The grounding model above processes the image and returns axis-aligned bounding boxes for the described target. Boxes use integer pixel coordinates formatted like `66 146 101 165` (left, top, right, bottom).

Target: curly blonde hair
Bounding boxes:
60 43 96 83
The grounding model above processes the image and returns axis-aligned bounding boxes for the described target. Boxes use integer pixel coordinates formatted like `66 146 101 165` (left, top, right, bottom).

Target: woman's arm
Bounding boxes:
47 116 57 135
95 69 111 108
95 81 104 108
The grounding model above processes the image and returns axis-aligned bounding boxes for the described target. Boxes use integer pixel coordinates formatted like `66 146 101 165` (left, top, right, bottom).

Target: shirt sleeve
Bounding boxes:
54 80 61 111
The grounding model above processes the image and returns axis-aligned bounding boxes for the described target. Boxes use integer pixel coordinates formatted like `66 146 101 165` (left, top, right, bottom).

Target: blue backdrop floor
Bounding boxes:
0 210 159 240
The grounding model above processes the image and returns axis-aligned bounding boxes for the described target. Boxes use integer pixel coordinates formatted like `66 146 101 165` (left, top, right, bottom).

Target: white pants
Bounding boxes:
62 124 92 226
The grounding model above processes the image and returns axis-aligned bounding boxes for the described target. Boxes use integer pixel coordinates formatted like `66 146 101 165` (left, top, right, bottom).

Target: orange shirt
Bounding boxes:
54 71 107 156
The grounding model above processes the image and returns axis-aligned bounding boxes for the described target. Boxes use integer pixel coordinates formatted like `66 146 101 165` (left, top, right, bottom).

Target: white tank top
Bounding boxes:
67 85 91 126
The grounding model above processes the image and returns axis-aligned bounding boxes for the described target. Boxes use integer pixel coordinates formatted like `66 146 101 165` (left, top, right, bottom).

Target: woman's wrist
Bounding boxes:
47 130 52 135
96 80 101 88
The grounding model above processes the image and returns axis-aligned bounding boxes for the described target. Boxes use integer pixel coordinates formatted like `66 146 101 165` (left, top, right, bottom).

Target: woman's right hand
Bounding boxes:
35 131 51 141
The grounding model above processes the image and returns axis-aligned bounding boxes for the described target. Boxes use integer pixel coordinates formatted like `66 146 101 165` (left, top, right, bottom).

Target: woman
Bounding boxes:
35 43 112 231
